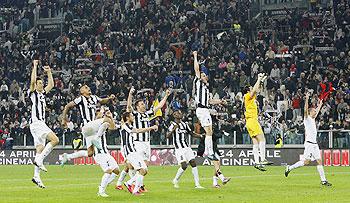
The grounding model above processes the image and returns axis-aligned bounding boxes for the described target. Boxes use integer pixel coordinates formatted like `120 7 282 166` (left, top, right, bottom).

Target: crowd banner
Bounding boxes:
0 149 348 166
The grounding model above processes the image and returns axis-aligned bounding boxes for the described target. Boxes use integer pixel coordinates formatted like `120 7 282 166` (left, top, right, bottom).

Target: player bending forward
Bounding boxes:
29 60 59 188
243 73 273 171
167 110 204 189
84 107 120 197
121 112 158 196
285 92 332 186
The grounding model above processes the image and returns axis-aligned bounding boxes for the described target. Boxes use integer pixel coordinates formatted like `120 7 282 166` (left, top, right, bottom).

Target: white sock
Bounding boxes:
40 143 54 162
174 167 185 182
117 170 128 186
317 165 327 182
259 141 266 161
129 169 136 178
191 167 200 186
108 173 116 185
253 144 259 164
34 153 41 178
213 176 218 186
218 174 225 182
289 160 304 171
205 136 214 155
67 150 88 160
133 174 144 194
127 172 139 185
100 173 111 193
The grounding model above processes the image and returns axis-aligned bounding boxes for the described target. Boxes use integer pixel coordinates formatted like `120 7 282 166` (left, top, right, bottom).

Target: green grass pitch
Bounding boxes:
0 165 349 203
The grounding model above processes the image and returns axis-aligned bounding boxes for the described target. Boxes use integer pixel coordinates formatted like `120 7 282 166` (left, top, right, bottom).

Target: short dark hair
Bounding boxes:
134 99 143 107
122 112 131 122
36 78 43 82
243 86 250 94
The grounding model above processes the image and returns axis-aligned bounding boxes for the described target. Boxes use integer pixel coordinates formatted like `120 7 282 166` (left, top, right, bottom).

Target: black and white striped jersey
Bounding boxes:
168 121 191 149
73 95 101 125
28 90 47 123
132 109 154 142
121 123 137 156
94 130 109 154
193 76 210 108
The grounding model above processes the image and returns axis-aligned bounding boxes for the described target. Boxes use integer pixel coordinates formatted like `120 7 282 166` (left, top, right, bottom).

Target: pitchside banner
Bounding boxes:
0 149 348 166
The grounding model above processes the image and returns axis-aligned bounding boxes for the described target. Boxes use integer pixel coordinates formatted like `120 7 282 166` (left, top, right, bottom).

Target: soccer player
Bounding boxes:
60 85 115 164
29 60 59 188
122 87 170 191
121 112 158 196
285 92 332 186
197 114 231 188
192 51 226 161
85 107 120 197
243 73 273 171
166 110 204 189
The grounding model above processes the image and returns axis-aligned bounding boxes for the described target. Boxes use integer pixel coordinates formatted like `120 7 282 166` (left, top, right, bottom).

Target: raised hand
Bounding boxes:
129 86 135 95
109 94 116 100
166 89 172 97
33 60 39 67
43 66 51 73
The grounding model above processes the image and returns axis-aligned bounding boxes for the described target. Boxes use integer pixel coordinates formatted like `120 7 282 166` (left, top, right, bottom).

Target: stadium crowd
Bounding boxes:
0 0 349 149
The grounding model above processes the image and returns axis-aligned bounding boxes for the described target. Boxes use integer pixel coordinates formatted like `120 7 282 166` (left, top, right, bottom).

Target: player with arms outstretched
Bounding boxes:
166 110 204 189
243 73 273 171
285 92 332 186
60 85 115 164
83 107 120 197
192 51 226 160
29 60 59 188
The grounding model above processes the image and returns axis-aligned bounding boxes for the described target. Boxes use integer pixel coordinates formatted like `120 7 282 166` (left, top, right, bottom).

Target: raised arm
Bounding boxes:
304 92 310 118
209 98 226 105
61 101 76 127
99 94 115 105
101 112 115 130
315 99 323 118
127 87 135 112
193 51 200 78
30 60 39 92
44 66 54 93
190 131 205 138
153 89 171 113
250 73 264 98
132 125 158 134
166 122 178 139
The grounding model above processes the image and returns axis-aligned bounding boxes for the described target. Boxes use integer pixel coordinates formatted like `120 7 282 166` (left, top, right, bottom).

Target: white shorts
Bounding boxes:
303 142 321 161
126 152 147 170
82 119 104 147
85 136 94 148
30 121 53 147
134 141 151 161
175 147 195 164
196 107 212 127
94 153 119 172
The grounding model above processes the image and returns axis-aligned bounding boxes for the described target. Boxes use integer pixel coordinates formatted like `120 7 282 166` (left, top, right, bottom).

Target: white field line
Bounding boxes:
2 171 350 190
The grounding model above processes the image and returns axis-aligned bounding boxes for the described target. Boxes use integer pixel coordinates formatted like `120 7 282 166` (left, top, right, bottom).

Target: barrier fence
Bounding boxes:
1 148 348 167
